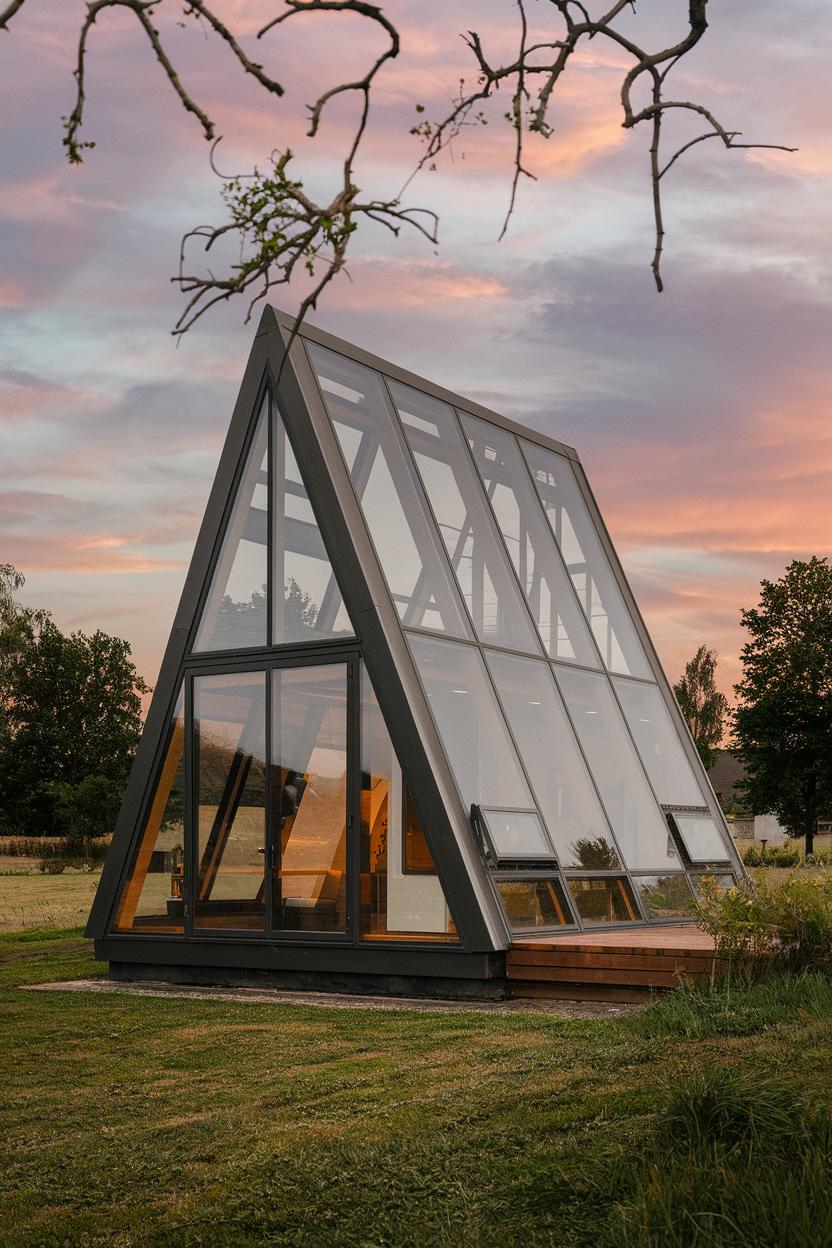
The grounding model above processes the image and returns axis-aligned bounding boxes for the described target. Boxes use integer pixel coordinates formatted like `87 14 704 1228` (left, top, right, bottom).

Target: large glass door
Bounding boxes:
270 662 350 935
188 655 454 943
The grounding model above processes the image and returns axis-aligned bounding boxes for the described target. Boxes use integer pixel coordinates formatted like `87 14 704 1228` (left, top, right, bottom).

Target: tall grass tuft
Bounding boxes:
630 971 832 1039
608 1069 832 1248
654 1068 821 1154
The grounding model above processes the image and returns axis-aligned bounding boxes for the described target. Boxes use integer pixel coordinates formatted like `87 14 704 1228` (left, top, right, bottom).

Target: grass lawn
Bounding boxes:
0 869 102 931
2 929 832 1247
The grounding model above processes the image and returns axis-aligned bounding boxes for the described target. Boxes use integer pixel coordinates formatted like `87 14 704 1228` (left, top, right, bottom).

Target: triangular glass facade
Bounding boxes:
107 358 458 947
95 312 739 959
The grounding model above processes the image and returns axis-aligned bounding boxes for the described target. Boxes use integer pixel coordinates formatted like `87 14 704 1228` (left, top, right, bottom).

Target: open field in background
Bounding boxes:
0 870 102 931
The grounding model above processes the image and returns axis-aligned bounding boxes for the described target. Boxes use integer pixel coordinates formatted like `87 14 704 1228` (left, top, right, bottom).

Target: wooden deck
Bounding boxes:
507 925 720 1003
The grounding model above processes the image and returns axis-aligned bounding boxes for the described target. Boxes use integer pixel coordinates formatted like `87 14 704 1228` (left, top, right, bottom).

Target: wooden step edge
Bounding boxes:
506 965 704 987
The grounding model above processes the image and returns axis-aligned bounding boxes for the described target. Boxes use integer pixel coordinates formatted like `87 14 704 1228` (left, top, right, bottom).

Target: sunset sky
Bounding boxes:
1 0 830 704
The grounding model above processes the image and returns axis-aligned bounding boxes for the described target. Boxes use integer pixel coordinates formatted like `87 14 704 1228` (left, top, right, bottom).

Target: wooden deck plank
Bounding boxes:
506 950 720 974
513 924 715 953
508 964 691 988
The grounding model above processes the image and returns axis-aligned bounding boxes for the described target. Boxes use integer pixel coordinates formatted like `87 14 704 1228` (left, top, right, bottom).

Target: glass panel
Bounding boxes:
112 688 185 934
480 809 553 860
673 812 731 863
613 678 703 806
389 380 541 654
496 878 573 931
360 665 457 940
691 872 736 898
521 440 651 677
194 399 268 652
406 633 533 811
272 665 348 932
194 672 266 931
404 792 435 875
306 344 471 637
485 650 622 870
462 414 599 665
555 666 679 870
567 876 640 925
273 411 354 644
632 873 697 920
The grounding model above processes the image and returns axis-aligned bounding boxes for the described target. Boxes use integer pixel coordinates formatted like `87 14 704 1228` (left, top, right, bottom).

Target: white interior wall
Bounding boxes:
386 752 449 933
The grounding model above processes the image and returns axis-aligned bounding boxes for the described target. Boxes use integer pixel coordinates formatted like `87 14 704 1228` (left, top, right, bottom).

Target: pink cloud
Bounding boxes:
0 278 27 308
326 259 507 311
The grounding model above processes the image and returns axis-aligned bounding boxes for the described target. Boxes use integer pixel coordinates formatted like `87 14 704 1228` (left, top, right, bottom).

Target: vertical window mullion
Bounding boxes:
184 671 196 937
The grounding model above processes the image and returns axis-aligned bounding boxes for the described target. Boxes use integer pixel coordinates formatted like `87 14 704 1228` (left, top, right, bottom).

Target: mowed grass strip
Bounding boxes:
1 932 831 1247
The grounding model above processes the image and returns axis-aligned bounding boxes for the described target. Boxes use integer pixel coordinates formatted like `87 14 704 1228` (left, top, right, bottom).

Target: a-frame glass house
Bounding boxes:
87 309 742 996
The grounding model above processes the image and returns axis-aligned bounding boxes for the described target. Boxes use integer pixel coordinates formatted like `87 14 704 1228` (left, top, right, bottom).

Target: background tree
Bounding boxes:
0 566 150 844
673 645 729 770
733 557 832 856
0 1 791 333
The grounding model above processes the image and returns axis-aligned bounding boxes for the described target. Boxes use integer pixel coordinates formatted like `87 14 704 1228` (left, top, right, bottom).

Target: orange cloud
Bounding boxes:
327 259 507 311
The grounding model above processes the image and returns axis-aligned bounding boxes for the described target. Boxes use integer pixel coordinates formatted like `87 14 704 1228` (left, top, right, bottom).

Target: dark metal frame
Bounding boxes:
475 806 557 868
185 648 357 944
89 305 741 969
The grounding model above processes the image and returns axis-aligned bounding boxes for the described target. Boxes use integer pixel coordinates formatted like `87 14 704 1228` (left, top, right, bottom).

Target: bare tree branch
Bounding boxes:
414 0 795 290
0 0 797 329
0 0 25 30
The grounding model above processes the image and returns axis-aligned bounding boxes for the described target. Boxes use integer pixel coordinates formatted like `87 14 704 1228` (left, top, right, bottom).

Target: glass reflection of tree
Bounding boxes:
212 578 325 647
571 835 620 870
213 583 267 650
283 577 319 637
639 875 694 918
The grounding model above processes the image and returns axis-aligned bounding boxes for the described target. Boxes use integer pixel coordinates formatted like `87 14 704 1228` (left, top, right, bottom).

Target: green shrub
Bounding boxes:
695 872 832 972
758 872 832 971
37 858 66 874
695 875 765 959
52 774 122 848
741 842 802 868
766 844 802 867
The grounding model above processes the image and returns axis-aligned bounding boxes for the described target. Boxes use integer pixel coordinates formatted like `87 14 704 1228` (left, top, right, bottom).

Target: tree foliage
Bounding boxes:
0 566 150 843
0 1 792 333
733 558 832 855
673 644 728 770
